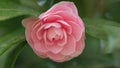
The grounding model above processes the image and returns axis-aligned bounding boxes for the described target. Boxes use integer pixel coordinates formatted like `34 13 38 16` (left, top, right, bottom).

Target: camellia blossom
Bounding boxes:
22 1 85 62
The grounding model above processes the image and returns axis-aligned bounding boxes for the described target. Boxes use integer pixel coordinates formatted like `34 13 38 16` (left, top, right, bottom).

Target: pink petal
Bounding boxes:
46 44 63 54
57 20 72 34
61 35 76 55
41 1 78 16
44 30 63 54
47 52 65 62
33 48 47 58
54 11 77 22
36 23 61 40
47 28 63 41
25 26 34 47
44 31 63 54
42 3 71 14
42 15 63 23
34 40 48 53
47 29 57 41
25 18 40 47
54 1 78 15
22 18 39 28
76 17 84 28
44 23 61 29
71 33 85 57
36 24 46 40
43 31 54 45
68 21 84 41
57 29 67 46
39 7 78 22
31 24 41 43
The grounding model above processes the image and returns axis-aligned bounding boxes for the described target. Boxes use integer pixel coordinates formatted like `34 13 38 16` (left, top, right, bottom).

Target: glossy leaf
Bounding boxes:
83 18 120 53
83 18 120 39
0 41 26 68
0 16 26 37
0 28 25 56
104 26 120 53
15 45 51 68
0 1 39 21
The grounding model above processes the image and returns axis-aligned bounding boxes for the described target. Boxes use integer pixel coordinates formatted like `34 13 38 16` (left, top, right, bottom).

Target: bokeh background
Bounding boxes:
0 0 120 68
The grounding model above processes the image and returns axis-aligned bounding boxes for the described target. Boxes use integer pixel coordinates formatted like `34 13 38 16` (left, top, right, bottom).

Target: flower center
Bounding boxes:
47 27 63 41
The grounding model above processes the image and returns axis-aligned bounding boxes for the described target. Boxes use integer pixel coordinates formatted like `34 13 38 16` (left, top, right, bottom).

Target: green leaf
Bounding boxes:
0 28 25 56
104 26 120 53
14 45 51 68
0 1 40 20
83 18 120 53
0 41 26 68
0 16 26 36
83 18 120 39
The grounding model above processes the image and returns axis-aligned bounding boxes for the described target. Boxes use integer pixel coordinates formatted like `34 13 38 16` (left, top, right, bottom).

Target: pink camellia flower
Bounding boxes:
22 1 85 62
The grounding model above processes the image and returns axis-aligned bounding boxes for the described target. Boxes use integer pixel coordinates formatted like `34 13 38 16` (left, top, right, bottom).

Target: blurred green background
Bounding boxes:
0 0 120 68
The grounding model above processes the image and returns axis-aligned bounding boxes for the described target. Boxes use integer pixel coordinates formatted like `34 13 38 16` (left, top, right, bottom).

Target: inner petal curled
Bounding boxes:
46 27 63 41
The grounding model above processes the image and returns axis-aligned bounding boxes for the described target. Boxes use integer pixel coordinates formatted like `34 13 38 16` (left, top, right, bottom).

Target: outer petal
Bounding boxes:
71 33 85 57
47 52 65 62
54 11 77 22
22 18 39 28
46 44 63 54
68 21 84 41
54 1 78 15
34 40 48 53
40 1 77 17
24 18 41 46
61 35 76 55
31 24 41 43
25 26 34 47
76 17 84 28
33 48 48 58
